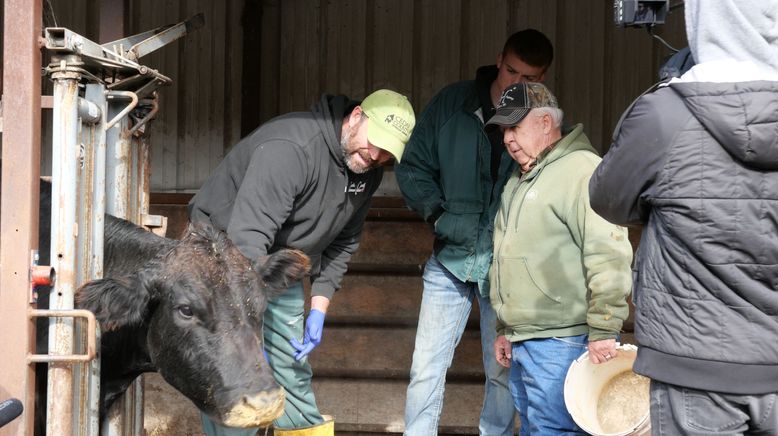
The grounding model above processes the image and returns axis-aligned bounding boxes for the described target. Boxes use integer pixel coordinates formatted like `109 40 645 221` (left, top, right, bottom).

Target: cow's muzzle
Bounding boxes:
220 387 285 428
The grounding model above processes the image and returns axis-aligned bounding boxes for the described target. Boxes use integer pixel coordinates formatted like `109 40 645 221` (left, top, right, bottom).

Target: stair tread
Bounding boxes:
313 378 489 435
308 274 481 326
309 325 485 380
349 220 433 265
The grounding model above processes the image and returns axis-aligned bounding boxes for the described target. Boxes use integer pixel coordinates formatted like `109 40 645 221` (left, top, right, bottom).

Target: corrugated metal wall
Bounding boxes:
15 0 687 192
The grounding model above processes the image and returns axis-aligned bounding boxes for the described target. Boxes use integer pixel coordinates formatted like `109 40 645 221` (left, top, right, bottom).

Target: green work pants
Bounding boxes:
200 282 324 435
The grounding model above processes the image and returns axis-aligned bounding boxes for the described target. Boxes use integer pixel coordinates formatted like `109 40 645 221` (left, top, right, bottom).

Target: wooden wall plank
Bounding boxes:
225 0 243 151
40 0 686 192
459 0 510 79
555 1 608 150
508 0 559 92
258 0 281 126
277 0 321 113
367 0 414 97
411 0 463 107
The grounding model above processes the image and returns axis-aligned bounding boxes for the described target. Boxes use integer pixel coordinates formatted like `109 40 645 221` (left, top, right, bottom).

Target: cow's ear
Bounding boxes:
253 249 310 296
76 277 150 331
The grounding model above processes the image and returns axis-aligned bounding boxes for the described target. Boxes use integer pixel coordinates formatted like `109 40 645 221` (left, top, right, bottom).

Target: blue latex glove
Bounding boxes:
290 309 325 361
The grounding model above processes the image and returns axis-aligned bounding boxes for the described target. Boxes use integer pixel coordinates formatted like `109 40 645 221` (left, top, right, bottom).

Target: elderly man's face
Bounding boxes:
342 111 393 174
503 113 550 172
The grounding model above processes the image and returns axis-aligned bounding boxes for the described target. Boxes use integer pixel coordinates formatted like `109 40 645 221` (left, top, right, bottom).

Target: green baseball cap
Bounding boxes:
361 89 416 163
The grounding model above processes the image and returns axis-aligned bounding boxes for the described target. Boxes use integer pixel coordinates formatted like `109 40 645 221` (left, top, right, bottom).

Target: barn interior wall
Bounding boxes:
5 0 687 193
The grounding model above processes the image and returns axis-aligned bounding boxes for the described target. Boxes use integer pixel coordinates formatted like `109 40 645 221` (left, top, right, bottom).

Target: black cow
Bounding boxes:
34 181 309 432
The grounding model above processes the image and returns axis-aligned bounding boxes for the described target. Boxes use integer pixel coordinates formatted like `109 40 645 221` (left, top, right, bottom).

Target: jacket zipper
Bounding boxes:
464 115 490 283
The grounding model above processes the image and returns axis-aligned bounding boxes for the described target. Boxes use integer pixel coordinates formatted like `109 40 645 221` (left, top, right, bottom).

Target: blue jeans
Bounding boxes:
509 336 587 436
650 380 778 435
404 255 515 436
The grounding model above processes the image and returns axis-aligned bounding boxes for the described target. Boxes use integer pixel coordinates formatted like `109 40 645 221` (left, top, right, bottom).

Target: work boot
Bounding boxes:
272 415 334 436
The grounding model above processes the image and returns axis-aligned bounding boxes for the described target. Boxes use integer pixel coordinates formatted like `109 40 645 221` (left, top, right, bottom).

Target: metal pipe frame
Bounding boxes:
28 310 97 363
84 82 108 436
47 68 81 436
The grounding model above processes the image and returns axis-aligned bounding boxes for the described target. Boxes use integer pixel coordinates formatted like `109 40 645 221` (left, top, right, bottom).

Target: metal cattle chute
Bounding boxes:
29 14 202 436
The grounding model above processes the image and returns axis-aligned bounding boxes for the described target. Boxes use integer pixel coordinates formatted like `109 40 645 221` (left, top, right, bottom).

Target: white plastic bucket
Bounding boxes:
563 344 650 436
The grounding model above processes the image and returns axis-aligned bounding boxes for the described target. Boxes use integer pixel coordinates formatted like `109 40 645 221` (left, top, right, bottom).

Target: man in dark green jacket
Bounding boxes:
395 29 553 435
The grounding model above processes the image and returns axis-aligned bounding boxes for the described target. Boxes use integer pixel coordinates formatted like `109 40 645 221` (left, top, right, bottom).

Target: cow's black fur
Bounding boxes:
35 181 309 433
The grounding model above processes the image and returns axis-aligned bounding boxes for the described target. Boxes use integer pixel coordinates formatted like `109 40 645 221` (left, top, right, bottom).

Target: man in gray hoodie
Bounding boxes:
189 89 415 435
590 1 778 433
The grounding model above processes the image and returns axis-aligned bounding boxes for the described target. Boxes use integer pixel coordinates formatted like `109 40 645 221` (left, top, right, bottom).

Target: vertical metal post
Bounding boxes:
0 0 42 434
47 67 81 436
104 92 144 436
78 84 107 436
105 91 136 220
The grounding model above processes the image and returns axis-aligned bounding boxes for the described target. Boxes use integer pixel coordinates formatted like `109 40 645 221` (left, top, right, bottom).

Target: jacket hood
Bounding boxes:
529 123 595 176
311 94 357 168
685 0 778 73
670 80 778 170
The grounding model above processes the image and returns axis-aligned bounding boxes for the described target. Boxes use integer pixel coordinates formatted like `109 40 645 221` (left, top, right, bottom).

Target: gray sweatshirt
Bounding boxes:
189 94 382 298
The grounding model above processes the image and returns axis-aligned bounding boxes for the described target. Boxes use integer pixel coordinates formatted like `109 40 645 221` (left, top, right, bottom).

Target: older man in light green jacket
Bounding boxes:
487 82 633 434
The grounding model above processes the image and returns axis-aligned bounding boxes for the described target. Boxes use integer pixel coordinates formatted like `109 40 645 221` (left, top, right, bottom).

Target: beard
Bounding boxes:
341 125 376 174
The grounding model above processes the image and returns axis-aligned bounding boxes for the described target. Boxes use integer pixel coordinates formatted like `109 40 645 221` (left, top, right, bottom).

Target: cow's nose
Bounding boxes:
221 387 285 428
243 387 285 411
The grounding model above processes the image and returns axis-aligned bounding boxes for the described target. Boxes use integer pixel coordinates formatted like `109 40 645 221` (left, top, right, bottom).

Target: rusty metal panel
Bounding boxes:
0 1 43 435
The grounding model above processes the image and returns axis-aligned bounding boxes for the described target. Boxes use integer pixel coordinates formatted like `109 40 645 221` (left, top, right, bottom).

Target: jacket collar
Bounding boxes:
465 65 498 114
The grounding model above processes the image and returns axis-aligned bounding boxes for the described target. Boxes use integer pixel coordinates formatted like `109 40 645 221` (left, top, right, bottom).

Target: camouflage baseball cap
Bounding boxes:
486 82 558 127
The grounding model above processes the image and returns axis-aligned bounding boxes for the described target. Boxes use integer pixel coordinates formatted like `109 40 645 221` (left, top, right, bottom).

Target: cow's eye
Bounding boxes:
178 305 194 319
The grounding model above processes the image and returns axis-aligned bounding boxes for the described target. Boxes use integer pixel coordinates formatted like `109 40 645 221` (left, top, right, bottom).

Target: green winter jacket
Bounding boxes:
396 69 516 295
490 124 633 342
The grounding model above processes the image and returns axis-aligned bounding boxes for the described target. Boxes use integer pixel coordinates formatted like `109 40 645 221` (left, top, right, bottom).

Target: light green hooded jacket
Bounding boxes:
490 124 633 342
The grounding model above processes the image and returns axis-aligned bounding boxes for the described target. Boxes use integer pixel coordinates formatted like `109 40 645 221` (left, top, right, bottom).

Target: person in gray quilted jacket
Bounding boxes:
589 0 778 433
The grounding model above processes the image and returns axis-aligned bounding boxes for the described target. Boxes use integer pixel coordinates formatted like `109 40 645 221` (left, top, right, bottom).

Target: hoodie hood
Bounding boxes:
311 94 357 168
685 0 778 74
670 80 778 170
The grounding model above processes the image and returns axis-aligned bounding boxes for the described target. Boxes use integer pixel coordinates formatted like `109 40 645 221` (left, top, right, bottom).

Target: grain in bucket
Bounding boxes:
563 344 650 436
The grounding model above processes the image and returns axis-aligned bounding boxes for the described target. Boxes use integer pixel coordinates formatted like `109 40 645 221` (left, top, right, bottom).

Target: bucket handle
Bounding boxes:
574 342 638 363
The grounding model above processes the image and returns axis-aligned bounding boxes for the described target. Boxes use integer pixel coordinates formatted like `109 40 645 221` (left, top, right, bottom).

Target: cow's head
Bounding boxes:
76 220 310 428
